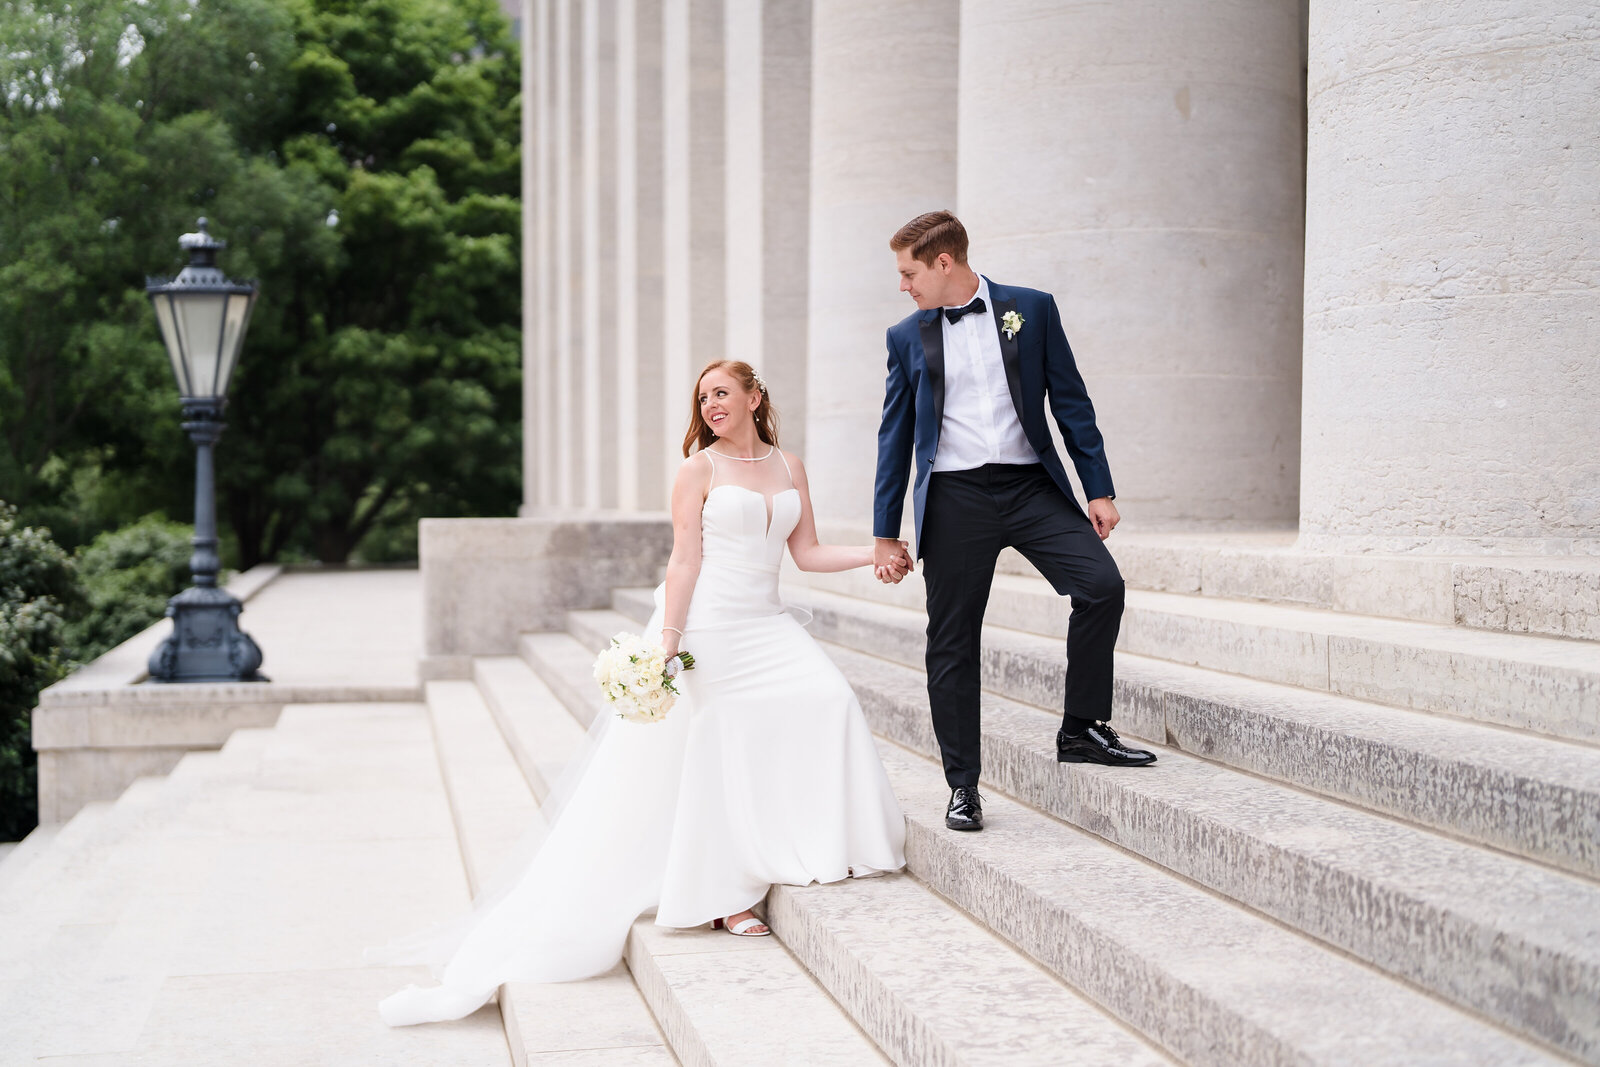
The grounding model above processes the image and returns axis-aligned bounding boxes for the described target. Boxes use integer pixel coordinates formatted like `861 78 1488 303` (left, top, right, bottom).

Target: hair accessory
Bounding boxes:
750 368 768 396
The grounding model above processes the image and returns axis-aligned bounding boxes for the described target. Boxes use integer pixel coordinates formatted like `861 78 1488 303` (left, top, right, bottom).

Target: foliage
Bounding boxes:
0 0 522 565
65 513 192 662
0 503 84 840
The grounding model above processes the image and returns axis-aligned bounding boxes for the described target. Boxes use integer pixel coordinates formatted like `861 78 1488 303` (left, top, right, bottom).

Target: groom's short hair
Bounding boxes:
890 210 969 266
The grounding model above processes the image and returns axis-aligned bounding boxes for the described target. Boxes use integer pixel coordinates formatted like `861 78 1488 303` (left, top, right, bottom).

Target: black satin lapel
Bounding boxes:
996 297 1026 424
918 312 946 431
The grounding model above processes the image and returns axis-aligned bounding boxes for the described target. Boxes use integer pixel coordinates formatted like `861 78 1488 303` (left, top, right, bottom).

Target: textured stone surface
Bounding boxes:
1300 5 1600 552
958 0 1305 525
874 741 1572 1067
626 919 886 1067
809 564 1600 744
831 649 1600 1062
421 515 672 656
784 586 1600 879
1455 559 1600 642
803 0 958 528
767 872 1173 1066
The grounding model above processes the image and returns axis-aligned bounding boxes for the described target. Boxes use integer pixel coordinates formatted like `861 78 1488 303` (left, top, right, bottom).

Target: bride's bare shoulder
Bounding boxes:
672 451 714 491
780 450 809 483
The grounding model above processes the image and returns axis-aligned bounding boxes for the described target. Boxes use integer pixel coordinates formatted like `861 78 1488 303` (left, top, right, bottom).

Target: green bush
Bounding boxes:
0 504 84 840
66 515 193 663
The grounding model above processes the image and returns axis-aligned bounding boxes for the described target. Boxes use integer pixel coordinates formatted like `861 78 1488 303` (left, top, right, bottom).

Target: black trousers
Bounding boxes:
920 463 1125 788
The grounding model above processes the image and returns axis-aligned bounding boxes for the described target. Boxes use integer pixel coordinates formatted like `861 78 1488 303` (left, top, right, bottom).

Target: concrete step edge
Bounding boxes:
790 566 1600 745
826 641 1600 1061
790 584 1600 880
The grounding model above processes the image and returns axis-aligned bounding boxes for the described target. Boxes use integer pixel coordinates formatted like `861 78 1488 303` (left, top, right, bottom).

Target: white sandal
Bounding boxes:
712 914 770 937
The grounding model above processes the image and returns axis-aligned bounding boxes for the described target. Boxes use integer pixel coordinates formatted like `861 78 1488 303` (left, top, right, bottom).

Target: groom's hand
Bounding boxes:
874 537 912 583
1088 498 1120 540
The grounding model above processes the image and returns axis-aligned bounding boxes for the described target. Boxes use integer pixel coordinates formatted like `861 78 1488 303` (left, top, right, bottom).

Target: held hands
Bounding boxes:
1088 497 1120 540
873 538 913 584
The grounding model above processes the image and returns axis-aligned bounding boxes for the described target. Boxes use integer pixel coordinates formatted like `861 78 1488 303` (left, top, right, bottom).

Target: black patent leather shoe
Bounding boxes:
945 786 984 831
1056 723 1157 767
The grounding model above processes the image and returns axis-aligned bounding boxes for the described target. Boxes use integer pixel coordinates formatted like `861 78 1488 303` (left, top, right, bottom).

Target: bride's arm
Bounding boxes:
784 452 879 573
661 454 710 656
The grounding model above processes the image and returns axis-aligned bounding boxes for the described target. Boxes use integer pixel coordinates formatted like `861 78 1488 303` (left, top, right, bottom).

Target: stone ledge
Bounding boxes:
421 513 672 657
813 522 1600 640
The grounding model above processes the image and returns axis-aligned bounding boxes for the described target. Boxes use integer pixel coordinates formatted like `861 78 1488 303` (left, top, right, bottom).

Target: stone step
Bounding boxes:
3 702 518 1064
519 631 605 730
1005 532 1600 642
870 737 1568 1066
498 640 887 1066
794 565 1600 745
0 824 60 894
768 584 1600 882
471 655 590 800
423 681 676 1065
824 641 1600 1061
766 871 1175 1066
581 597 1580 1065
557 610 1177 1064
535 626 1171 1066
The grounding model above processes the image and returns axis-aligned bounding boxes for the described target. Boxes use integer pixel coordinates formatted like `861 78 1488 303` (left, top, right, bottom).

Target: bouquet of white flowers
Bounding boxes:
592 632 696 723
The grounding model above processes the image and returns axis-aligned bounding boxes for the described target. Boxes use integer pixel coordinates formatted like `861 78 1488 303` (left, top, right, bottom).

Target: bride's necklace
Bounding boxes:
705 446 774 462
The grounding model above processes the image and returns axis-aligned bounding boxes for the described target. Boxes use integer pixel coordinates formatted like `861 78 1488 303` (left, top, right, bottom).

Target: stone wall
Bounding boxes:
522 0 1595 557
1300 4 1600 553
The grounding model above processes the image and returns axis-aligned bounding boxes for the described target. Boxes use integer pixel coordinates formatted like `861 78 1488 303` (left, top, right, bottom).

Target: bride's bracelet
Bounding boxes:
662 626 685 638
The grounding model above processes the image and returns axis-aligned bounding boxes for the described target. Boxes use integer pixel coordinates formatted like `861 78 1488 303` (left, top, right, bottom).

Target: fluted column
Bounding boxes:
1300 5 1600 553
580 0 616 507
524 0 558 512
660 0 724 491
615 0 664 510
804 0 959 530
957 0 1306 526
723 0 811 457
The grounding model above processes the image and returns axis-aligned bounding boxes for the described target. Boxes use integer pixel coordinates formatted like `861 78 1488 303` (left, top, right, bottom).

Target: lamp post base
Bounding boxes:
146 585 266 683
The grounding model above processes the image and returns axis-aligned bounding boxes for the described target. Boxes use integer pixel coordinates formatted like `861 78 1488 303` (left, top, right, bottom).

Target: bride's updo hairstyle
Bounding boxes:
682 359 780 457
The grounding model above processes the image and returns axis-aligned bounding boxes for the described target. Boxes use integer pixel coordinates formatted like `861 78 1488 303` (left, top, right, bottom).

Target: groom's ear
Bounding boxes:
935 252 955 275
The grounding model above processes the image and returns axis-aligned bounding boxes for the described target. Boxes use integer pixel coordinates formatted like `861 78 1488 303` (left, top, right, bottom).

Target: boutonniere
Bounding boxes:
1001 310 1024 340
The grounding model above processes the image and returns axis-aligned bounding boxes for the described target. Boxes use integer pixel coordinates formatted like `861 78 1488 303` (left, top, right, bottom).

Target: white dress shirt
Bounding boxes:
931 275 1037 472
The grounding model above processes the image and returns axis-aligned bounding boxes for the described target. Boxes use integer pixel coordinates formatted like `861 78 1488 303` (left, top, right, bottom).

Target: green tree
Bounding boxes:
0 503 84 839
65 513 192 662
0 0 521 565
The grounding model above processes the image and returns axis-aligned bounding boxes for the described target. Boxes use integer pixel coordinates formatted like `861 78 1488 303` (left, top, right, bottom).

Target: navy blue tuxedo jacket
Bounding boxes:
873 279 1115 556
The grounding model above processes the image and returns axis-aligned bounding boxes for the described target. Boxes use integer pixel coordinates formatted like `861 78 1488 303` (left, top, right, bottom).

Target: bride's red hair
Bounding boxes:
682 360 780 457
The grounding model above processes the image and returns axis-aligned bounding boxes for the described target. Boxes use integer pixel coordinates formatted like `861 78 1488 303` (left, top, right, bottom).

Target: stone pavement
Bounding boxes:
2 569 515 1065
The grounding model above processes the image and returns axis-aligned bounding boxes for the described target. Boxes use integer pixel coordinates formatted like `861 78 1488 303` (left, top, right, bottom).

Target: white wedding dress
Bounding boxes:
377 449 906 1026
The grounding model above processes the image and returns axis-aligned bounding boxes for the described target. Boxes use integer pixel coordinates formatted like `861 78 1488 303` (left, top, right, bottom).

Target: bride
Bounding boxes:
378 359 909 1026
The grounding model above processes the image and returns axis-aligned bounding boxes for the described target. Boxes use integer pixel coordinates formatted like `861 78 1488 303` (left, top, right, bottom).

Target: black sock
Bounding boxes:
1059 715 1098 738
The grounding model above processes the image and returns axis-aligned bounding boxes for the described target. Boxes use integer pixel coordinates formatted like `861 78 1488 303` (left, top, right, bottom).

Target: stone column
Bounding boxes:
659 0 724 492
957 0 1306 526
580 0 616 508
521 0 560 511
723 0 812 457
804 0 960 530
616 0 667 510
552 0 578 505
522 0 549 511
1300 4 1600 553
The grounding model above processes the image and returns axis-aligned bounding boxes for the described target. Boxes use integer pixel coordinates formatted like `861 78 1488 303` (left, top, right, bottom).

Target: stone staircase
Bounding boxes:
0 702 512 1064
460 549 1600 1066
5 552 1596 1064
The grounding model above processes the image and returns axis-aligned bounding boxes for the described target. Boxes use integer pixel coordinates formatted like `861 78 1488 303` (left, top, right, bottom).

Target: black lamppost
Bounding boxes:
144 218 265 682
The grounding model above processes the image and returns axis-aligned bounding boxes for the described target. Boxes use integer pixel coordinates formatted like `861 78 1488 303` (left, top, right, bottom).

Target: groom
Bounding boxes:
872 211 1155 833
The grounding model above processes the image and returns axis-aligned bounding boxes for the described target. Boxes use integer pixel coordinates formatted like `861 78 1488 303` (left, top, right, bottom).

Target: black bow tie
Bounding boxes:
944 297 986 324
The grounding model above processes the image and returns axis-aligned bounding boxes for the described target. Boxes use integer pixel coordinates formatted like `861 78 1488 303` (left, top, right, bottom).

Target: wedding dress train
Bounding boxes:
377 451 906 1026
